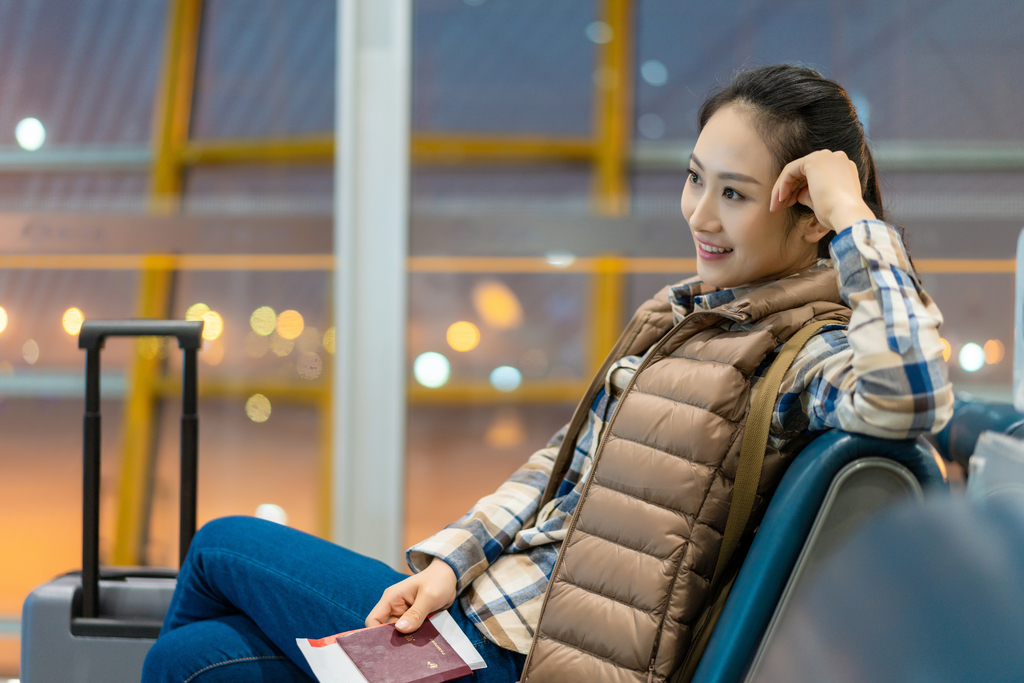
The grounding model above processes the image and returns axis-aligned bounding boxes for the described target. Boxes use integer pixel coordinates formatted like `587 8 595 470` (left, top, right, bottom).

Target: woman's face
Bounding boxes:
680 103 821 289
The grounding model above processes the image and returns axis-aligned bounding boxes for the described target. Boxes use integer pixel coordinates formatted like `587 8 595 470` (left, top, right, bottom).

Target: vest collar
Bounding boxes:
670 259 840 325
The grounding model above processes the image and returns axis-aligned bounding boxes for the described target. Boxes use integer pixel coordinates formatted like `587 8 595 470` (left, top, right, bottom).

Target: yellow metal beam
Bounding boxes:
113 256 177 566
408 380 589 405
183 135 334 165
179 133 597 167
413 134 594 165
592 0 635 217
154 378 328 402
150 0 203 212
151 377 589 406
0 254 1008 275
318 382 333 539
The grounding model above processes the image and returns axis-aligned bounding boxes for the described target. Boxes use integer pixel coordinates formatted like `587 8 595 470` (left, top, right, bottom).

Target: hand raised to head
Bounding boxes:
769 149 876 232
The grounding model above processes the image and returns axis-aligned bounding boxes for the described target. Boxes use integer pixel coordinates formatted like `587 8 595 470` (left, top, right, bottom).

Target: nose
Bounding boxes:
684 186 720 233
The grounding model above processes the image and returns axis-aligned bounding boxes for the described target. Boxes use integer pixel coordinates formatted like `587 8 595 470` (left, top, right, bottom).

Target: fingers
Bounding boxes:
395 581 451 633
365 586 411 628
771 158 807 212
395 597 429 633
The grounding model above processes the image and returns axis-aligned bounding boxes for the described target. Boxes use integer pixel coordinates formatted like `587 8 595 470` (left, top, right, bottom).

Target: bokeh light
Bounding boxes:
202 339 224 366
276 310 304 340
472 280 523 330
447 321 480 352
297 352 323 380
250 306 277 336
62 307 84 335
959 342 985 372
186 303 210 321
544 252 576 268
16 117 45 151
255 503 289 525
0 306 7 333
640 59 668 86
940 338 951 363
270 333 294 357
414 352 450 388
638 113 665 139
485 411 527 449
585 21 613 44
323 327 336 355
201 310 223 341
22 339 39 365
984 339 1005 364
490 365 522 392
245 394 272 422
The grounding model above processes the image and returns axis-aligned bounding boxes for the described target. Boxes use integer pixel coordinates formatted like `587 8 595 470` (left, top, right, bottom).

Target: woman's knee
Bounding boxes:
190 516 258 549
187 516 280 562
142 625 200 683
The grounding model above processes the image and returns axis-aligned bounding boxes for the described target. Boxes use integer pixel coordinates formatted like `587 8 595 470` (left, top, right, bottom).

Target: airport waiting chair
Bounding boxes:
689 429 945 683
744 495 1024 683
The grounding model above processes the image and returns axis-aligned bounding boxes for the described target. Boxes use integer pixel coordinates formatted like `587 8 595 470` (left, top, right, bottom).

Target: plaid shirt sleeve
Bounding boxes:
805 219 954 437
405 426 567 593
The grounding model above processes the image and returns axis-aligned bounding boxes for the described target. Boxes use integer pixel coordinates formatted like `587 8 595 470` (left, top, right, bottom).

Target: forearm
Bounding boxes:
823 220 954 436
405 442 558 592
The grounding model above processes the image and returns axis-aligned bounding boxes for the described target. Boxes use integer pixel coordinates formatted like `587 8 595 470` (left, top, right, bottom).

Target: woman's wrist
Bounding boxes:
829 200 876 232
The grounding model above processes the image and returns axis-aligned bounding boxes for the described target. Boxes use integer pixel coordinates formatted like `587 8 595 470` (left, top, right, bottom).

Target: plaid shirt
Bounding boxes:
407 220 954 653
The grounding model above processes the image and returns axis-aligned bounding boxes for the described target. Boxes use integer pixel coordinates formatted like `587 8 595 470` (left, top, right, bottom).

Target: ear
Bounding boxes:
797 213 832 244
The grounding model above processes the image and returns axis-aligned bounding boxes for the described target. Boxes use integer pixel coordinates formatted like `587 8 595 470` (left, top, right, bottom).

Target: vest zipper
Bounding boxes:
521 311 725 680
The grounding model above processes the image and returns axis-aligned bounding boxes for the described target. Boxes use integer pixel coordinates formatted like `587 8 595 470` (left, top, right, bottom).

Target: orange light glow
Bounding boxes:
472 280 523 330
940 338 951 363
62 307 84 335
984 339 1005 364
446 321 481 352
201 310 223 341
276 310 304 340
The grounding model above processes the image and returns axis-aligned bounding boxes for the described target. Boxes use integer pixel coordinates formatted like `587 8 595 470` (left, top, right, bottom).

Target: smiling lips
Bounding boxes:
696 238 734 260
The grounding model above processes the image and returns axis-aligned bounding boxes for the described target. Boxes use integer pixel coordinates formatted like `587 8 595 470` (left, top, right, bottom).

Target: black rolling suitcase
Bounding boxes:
21 320 204 683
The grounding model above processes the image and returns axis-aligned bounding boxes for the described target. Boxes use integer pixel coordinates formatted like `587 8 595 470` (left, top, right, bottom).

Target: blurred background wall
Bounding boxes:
0 0 1022 676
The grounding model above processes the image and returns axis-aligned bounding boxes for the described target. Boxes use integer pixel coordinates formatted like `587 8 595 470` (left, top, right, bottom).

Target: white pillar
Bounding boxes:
333 0 411 566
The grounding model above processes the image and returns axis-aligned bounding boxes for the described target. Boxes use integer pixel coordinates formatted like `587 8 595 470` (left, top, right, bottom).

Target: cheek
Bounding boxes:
679 187 695 222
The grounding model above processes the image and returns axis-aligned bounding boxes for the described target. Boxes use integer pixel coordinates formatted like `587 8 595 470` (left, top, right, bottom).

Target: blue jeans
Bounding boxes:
142 516 526 683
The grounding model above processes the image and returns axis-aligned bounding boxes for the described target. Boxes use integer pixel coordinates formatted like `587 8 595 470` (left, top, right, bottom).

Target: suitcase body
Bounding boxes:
21 320 204 683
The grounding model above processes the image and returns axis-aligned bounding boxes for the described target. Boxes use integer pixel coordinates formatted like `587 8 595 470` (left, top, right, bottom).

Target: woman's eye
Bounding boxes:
723 188 743 200
687 170 700 184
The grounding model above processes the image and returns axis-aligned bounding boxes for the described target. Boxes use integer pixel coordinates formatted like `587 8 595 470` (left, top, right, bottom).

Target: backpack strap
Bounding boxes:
710 319 834 586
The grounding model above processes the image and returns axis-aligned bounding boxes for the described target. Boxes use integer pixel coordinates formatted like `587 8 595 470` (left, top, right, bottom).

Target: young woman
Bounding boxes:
143 65 953 683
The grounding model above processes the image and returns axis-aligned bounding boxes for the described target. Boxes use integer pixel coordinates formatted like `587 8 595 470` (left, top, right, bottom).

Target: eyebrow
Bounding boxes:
690 154 763 185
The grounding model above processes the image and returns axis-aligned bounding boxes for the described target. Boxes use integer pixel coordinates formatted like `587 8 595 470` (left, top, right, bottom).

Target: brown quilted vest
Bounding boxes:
520 265 851 683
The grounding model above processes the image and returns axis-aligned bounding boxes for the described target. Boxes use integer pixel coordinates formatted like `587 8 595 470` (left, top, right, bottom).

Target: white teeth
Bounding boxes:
699 242 733 254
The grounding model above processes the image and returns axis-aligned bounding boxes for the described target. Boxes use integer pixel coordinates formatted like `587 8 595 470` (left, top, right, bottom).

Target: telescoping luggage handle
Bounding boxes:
77 320 204 625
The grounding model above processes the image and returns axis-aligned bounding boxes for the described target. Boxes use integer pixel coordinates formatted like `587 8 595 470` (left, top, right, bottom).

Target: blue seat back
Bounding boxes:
691 430 944 683
748 497 1024 683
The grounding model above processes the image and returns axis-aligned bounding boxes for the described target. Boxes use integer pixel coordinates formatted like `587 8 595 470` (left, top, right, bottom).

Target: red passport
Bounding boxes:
335 620 472 683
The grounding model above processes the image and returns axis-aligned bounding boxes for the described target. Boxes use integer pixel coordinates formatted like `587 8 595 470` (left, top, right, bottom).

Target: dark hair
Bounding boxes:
698 65 890 257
